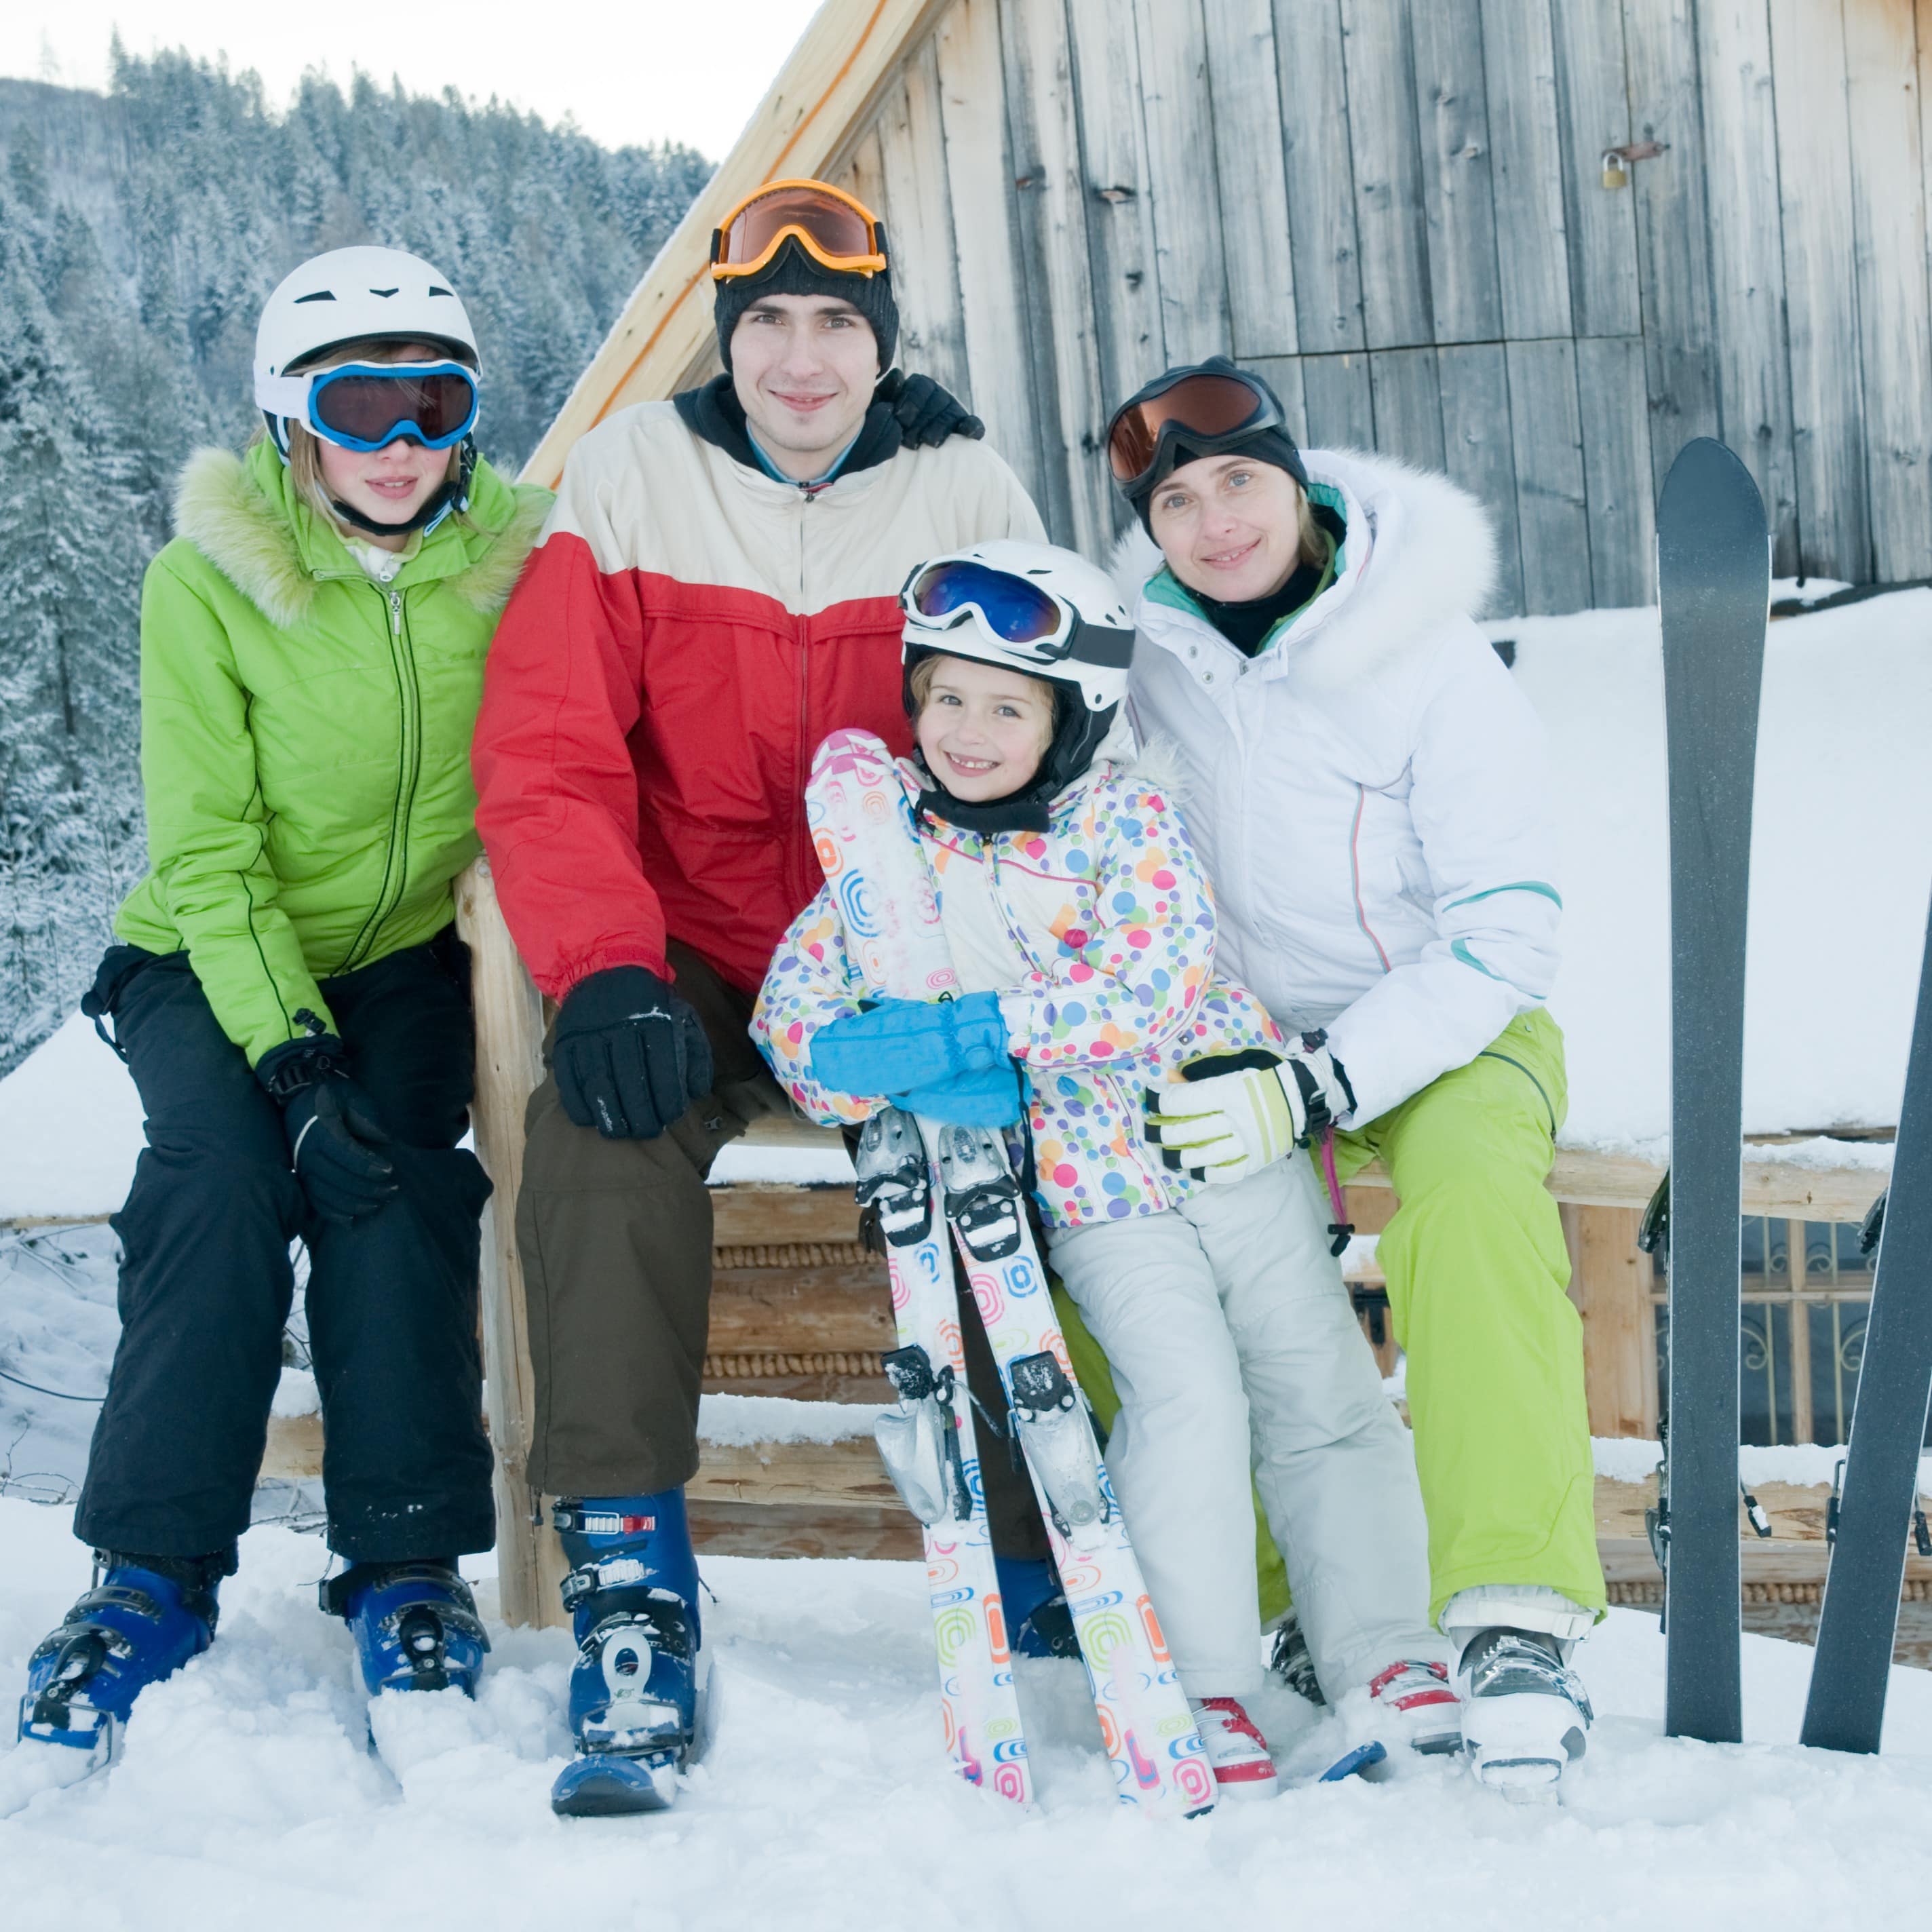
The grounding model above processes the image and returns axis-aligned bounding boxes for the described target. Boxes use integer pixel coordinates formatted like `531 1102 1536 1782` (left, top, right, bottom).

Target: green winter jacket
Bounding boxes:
115 439 549 1066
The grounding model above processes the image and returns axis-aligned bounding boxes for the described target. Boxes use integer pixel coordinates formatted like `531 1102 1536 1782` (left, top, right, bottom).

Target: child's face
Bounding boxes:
916 655 1056 803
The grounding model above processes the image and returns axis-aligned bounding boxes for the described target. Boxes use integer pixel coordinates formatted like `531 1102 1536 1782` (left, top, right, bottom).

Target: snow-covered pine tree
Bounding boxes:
0 199 147 1070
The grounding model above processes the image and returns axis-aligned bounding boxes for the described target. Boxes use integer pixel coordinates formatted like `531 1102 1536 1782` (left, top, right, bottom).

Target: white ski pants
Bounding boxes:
1047 1155 1444 1699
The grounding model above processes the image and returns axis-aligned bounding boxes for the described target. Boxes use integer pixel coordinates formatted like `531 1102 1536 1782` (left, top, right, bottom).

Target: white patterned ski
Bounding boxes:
809 753 1028 1804
808 728 1214 1817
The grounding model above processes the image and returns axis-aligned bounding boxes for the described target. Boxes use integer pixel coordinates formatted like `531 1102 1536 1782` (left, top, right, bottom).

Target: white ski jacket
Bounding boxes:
1117 448 1560 1128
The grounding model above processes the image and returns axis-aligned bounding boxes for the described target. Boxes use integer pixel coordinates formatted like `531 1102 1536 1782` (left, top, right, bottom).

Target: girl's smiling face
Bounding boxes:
914 653 1056 802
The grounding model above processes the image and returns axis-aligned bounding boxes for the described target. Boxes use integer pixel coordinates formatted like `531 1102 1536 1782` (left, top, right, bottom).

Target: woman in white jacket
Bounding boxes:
1109 359 1601 1792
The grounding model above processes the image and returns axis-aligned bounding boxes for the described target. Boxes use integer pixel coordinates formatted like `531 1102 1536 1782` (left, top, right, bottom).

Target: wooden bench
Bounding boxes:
237 857 1880 1631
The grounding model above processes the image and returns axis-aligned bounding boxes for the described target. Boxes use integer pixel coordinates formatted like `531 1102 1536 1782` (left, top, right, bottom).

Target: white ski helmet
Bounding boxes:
253 246 479 457
900 539 1136 828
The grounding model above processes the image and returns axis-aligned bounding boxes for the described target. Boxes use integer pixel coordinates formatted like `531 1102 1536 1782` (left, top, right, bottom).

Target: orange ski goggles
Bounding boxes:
710 178 888 281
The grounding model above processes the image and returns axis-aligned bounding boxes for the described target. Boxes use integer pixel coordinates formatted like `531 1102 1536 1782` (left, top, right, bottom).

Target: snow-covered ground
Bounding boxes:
4 1497 1932 1931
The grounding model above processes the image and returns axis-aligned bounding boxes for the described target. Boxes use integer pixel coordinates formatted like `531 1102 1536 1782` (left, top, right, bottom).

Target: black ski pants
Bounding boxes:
519 941 1049 1560
73 933 496 1566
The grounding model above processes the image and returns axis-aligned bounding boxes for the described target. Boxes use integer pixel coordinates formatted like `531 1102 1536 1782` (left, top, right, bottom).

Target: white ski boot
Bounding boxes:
1189 1695 1280 1800
1455 1628 1592 1793
1366 1659 1462 1756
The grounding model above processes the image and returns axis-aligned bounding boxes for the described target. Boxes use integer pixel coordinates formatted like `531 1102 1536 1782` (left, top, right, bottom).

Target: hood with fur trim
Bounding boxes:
172 443 548 632
1111 446 1496 689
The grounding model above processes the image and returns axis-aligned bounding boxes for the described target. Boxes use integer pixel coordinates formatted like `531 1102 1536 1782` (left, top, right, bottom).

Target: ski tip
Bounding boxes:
1315 1740 1387 1784
1657 436 1766 541
809 728 894 779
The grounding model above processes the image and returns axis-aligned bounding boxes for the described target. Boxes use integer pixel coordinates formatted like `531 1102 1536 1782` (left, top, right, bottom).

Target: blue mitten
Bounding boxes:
890 1062 1026 1127
811 990 1009 1096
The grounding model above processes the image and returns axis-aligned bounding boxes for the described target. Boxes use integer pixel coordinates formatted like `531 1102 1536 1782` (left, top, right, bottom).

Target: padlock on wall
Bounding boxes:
1601 149 1628 191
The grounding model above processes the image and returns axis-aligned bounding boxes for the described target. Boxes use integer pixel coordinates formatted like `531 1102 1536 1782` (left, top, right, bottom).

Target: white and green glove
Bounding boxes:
1144 1035 1356 1186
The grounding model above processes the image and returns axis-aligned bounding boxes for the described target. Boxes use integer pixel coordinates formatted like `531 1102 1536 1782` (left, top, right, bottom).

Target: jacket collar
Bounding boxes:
674 372 904 492
174 441 545 630
1114 447 1497 691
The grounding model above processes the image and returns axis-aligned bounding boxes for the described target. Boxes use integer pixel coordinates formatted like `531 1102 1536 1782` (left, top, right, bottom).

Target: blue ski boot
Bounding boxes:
17 1556 220 1770
322 1561 490 1697
994 1553 1080 1661
549 1490 708 1818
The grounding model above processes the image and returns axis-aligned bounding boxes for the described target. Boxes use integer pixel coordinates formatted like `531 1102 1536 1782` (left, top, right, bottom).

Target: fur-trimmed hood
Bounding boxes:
1112 446 1496 689
172 443 548 630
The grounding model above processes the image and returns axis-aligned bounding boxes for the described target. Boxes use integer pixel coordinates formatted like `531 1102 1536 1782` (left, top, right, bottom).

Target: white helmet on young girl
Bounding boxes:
900 540 1136 824
253 246 479 455
900 539 1135 715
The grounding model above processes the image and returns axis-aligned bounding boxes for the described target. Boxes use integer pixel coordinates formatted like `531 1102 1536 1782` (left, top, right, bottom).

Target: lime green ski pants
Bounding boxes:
1058 1008 1604 1631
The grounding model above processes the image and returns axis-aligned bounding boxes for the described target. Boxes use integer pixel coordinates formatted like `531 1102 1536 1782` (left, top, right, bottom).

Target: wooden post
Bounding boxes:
455 857 569 1628
1561 1203 1658 1439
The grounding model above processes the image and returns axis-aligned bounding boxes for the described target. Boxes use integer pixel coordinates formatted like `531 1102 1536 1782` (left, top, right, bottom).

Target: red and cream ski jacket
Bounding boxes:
472 400 1043 1000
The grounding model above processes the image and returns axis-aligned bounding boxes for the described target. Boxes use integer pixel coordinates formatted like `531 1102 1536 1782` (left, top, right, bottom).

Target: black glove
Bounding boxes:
877 368 984 448
257 1037 398 1224
553 965 714 1140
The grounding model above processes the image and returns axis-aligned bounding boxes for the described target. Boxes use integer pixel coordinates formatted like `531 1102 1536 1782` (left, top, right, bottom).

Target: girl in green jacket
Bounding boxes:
17 248 548 1779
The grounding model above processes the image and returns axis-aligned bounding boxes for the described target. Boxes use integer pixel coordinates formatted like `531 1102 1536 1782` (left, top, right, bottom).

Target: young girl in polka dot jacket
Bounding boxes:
752 541 1452 1795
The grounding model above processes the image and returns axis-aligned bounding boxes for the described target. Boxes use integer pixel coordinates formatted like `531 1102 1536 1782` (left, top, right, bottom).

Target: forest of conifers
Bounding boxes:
0 47 710 1075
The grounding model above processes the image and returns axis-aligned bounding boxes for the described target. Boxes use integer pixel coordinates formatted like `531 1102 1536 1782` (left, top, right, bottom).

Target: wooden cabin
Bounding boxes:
530 0 1932 611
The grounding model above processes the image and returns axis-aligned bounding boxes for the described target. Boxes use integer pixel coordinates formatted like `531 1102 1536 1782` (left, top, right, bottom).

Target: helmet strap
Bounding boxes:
325 436 475 540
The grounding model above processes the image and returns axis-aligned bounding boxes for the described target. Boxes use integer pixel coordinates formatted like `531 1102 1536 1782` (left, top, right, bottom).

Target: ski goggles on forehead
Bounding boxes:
1106 370 1282 491
254 360 480 452
903 558 1076 657
710 178 887 280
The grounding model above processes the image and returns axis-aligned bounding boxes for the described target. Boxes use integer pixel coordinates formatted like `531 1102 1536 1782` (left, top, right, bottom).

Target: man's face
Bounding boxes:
730 293 878 479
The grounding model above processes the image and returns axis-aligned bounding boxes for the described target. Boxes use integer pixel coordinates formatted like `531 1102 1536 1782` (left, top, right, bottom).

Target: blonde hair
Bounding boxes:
265 336 463 528
909 651 1057 760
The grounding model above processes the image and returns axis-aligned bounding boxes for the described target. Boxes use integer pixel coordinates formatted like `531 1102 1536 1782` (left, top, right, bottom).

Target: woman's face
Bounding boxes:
1146 452 1305 604
315 436 449 538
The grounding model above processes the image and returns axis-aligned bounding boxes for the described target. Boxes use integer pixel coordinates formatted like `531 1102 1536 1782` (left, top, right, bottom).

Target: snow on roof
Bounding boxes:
2 592 1925 1218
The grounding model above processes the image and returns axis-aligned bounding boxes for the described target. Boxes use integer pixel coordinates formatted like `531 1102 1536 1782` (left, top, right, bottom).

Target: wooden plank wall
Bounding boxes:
822 0 1932 615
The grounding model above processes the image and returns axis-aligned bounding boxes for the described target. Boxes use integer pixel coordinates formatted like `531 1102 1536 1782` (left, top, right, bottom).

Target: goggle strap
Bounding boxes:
252 362 476 410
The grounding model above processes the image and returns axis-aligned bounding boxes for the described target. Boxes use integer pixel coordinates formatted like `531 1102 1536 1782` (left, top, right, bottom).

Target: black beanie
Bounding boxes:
714 235 899 376
1115 357 1310 533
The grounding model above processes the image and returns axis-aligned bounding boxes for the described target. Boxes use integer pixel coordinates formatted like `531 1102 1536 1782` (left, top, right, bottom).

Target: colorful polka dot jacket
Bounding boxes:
751 747 1288 1229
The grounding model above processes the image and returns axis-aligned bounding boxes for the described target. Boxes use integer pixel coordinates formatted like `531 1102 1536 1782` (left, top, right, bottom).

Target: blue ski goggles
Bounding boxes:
902 558 1073 654
254 360 480 452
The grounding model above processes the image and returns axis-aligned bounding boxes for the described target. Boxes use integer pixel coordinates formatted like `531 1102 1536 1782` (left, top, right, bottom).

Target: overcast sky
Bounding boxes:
3 1 826 159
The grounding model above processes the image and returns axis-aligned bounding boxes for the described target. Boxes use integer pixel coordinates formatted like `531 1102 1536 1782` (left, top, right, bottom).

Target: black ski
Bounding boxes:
1801 899 1932 1753
1657 437 1769 1744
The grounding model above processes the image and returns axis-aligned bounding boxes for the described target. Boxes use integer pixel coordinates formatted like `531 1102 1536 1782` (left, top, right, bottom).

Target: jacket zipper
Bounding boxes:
337 585 423 972
792 492 814 910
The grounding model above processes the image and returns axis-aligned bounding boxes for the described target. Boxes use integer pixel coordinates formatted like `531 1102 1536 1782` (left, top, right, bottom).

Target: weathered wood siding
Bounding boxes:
826 0 1932 614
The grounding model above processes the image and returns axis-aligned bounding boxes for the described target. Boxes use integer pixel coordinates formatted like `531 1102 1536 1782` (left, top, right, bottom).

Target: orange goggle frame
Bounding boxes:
710 178 887 281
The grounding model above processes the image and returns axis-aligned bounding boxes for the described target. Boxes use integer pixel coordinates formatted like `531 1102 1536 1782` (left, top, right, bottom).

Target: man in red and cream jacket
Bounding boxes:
473 182 1041 1790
